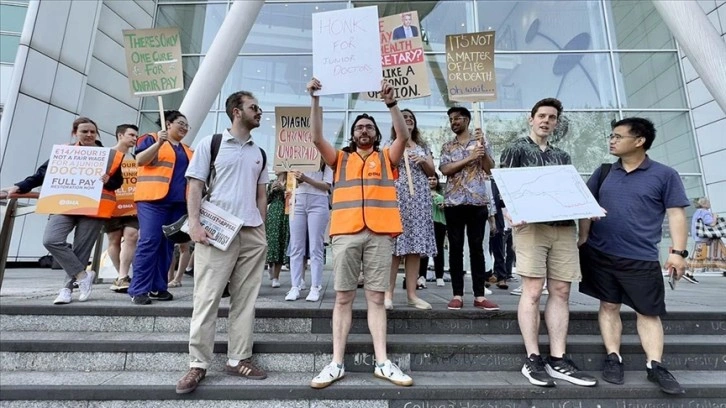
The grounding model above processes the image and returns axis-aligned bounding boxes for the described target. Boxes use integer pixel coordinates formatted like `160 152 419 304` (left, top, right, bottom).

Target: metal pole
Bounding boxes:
180 0 265 145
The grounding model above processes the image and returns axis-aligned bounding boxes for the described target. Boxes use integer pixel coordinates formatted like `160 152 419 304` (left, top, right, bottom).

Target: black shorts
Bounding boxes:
579 243 666 316
104 216 139 233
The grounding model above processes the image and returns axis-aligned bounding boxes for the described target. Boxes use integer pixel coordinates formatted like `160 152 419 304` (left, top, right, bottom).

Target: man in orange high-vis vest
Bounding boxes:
306 78 413 389
106 124 140 293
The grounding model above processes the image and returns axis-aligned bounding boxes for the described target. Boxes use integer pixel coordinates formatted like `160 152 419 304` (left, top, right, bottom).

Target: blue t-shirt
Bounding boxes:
137 135 189 203
586 156 689 261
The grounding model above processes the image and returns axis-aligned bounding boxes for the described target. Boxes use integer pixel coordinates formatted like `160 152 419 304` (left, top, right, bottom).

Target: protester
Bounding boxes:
500 98 597 388
687 197 725 278
1 117 123 304
418 175 448 287
107 124 139 293
384 108 437 310
176 91 269 394
287 160 332 302
307 78 413 389
266 172 289 292
489 178 514 290
579 117 689 395
129 110 192 305
439 107 498 311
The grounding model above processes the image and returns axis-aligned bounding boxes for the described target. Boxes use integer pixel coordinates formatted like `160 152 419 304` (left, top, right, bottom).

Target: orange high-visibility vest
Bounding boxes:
329 148 402 237
96 149 125 218
134 133 193 202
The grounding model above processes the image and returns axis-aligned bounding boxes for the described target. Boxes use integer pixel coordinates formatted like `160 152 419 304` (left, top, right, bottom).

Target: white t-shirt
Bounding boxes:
296 166 333 196
185 129 269 227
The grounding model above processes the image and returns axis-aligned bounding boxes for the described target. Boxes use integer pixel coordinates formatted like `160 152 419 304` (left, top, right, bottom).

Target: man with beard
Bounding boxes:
306 78 413 389
500 98 597 388
176 91 269 394
439 107 498 311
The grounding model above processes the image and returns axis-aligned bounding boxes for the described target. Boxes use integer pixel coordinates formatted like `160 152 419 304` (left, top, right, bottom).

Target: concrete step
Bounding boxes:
2 332 725 373
1 370 724 406
2 304 724 336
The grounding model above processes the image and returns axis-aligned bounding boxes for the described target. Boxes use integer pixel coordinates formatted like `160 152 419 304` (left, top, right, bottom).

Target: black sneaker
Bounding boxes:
149 290 174 301
131 294 152 305
647 361 685 395
545 355 598 387
521 354 555 387
682 274 699 284
602 353 624 385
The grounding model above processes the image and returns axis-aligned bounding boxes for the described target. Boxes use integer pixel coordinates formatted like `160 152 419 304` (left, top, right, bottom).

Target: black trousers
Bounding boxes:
444 205 488 297
418 221 447 279
490 229 515 281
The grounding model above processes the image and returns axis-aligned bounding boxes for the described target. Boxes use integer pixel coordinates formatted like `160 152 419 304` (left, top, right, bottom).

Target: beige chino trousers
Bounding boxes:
188 225 267 369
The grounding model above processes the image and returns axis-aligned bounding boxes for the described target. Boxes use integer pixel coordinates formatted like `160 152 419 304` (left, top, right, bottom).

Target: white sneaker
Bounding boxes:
416 276 427 289
299 279 307 291
285 287 300 301
485 287 492 295
306 286 321 302
374 359 413 386
271 279 280 288
310 361 345 389
510 286 522 296
436 278 445 287
53 288 72 304
77 271 95 302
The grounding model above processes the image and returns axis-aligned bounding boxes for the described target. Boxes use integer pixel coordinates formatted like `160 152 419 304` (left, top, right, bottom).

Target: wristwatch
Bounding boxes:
670 249 689 258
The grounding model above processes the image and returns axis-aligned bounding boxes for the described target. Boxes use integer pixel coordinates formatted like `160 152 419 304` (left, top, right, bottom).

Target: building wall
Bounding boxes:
0 0 155 261
683 0 726 214
0 0 29 111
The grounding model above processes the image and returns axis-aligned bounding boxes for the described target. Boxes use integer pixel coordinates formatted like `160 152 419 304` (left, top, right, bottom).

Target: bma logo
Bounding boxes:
367 160 380 177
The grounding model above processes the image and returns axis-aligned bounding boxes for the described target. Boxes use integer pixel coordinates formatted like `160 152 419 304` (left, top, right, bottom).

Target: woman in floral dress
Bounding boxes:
384 109 437 310
266 172 290 287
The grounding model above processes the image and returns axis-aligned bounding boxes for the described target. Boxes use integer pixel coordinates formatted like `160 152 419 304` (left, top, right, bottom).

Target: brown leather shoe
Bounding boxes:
176 367 206 394
225 358 267 380
496 280 509 290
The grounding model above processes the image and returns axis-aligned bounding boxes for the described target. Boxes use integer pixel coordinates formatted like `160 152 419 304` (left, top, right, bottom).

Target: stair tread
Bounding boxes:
2 331 725 345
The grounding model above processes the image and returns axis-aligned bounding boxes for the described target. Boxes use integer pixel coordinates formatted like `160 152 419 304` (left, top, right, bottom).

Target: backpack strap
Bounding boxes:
258 146 267 178
207 133 223 186
594 163 612 202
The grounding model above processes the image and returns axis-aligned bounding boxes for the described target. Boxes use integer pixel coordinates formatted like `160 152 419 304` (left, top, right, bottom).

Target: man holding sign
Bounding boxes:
499 98 598 388
307 78 413 389
439 107 497 312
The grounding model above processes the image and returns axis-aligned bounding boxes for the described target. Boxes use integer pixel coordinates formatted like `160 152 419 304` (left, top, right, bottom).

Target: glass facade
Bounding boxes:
147 0 706 257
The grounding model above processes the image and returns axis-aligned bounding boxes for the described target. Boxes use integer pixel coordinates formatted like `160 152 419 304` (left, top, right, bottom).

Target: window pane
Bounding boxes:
0 34 20 63
354 1 474 53
478 1 608 51
0 4 28 33
629 111 699 173
141 57 211 111
613 52 687 109
242 2 347 53
156 4 226 55
222 56 347 111
353 53 616 111
607 0 676 49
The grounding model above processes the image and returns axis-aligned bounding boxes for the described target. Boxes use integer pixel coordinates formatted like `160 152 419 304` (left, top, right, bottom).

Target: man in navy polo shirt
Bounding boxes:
578 117 689 395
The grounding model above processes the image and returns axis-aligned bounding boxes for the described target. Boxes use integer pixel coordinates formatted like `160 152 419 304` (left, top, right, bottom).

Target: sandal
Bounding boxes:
168 281 182 288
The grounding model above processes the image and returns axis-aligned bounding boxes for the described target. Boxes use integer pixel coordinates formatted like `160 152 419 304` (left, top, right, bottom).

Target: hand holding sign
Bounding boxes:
307 78 322 96
381 80 396 105
156 130 170 145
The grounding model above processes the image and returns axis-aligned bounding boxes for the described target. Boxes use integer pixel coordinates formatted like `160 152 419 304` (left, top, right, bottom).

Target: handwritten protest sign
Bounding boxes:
274 107 320 173
446 31 497 102
36 145 110 215
122 27 183 97
312 6 383 95
364 11 430 101
112 157 137 217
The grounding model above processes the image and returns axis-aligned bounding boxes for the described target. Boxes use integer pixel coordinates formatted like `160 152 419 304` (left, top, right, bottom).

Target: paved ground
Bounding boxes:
2 266 725 313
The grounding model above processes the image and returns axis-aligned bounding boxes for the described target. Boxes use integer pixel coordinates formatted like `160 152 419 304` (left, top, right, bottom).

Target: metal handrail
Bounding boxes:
0 192 40 291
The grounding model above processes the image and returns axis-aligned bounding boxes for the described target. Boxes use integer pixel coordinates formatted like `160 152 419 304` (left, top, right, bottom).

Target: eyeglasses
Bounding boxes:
354 124 376 132
607 133 640 142
174 121 190 130
247 104 263 113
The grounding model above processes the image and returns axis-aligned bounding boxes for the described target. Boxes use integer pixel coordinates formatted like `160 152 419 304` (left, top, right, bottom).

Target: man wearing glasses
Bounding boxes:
176 91 269 394
578 117 689 395
306 78 414 389
439 107 498 311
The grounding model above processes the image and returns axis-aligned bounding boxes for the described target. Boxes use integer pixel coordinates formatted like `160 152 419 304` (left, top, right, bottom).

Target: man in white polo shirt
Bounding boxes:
176 91 269 394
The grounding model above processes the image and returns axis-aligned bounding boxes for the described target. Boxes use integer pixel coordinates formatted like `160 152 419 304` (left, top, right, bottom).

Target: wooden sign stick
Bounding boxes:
158 96 167 131
403 149 414 196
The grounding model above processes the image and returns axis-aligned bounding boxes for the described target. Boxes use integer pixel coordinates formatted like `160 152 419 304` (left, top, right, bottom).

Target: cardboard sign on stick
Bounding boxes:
274 107 321 173
123 27 184 97
445 31 497 102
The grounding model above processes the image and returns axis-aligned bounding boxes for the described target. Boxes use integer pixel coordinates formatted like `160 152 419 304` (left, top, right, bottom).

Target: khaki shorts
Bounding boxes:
331 229 393 292
512 224 580 282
